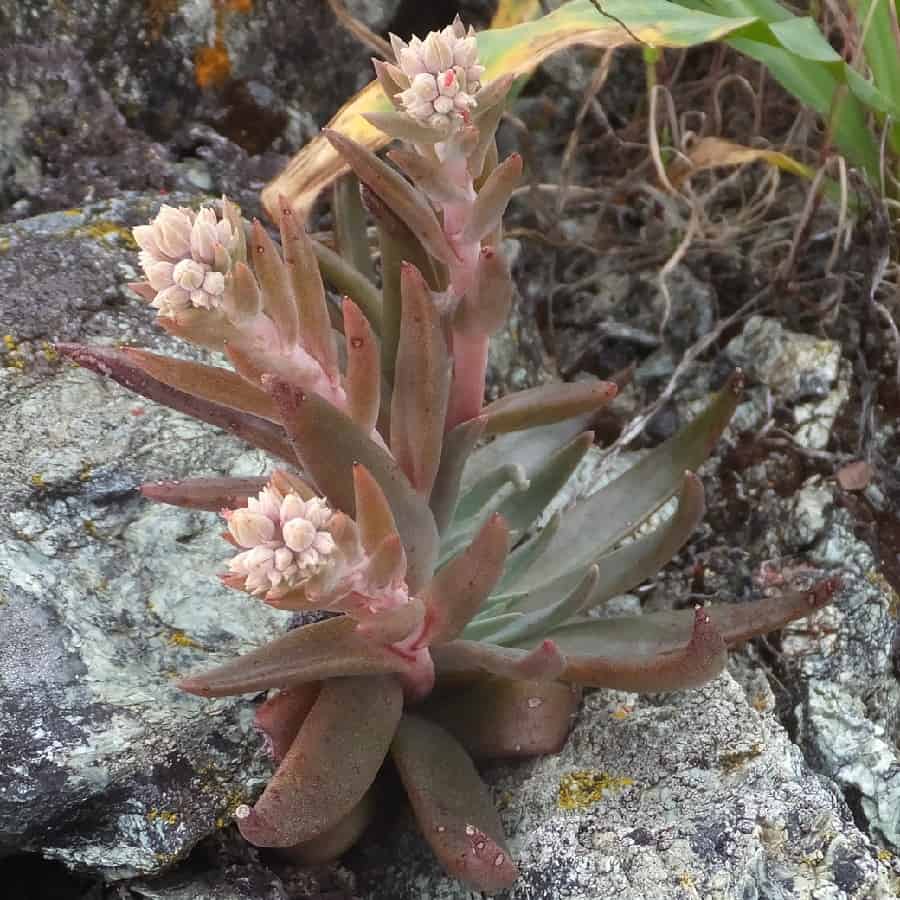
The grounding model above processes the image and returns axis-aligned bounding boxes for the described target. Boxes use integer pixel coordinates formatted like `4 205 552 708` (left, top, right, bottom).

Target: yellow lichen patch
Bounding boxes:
610 704 633 720
73 220 139 250
0 238 10 254
866 571 900 618
30 473 46 489
63 209 83 217
168 630 201 649
558 770 634 810
147 807 179 826
877 848 894 863
78 461 93 482
83 519 99 538
42 341 59 363
678 871 696 890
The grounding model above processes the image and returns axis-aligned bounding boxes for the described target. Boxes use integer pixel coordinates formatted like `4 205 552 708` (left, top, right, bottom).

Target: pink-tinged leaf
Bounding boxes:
561 606 727 691
468 82 510 180
424 678 581 760
431 638 565 683
391 714 518 893
454 245 514 338
353 463 399 554
140 476 268 511
285 787 377 865
237 675 402 847
177 616 407 697
249 219 300 347
462 153 522 244
277 196 340 378
430 416 487 535
537 576 842 663
121 347 279 421
156 309 238 350
367 533 407 589
364 111 452 146
57 343 297 464
534 371 744 586
420 514 509 647
343 297 381 433
480 380 618 436
386 147 469 204
391 263 451 499
264 375 439 592
371 58 407 106
356 596 426 645
128 280 157 302
323 128 458 266
253 684 321 763
223 261 262 322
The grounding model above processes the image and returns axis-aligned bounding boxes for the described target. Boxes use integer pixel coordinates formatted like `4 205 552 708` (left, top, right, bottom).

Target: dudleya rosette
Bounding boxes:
56 14 843 895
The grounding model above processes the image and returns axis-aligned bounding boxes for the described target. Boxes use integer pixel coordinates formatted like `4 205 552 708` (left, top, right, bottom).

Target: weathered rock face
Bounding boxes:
0 194 286 879
0 0 400 145
355 673 896 899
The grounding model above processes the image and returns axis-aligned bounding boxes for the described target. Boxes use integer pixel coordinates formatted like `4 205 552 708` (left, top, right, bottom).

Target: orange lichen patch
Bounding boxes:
195 43 232 89
225 0 253 12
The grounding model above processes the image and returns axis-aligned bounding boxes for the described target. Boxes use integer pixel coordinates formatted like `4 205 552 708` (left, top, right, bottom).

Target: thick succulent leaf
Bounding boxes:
423 678 580 760
367 533 407 588
391 715 518 893
262 1 759 216
429 416 487 536
237 675 402 847
462 152 522 244
484 566 600 646
140 476 268 511
311 239 382 336
459 412 597 499
177 616 407 697
353 463 399 554
287 787 377 865
343 297 381 433
250 219 300 347
253 684 321 763
356 596 425 645
454 462 529 524
420 514 509 647
386 147 469 204
365 111 453 145
533 372 743 587
560 606 728 692
492 511 560 594
121 348 279 421
390 263 451 499
324 129 457 266
479 380 618 436
332 173 377 284
431 638 565 682
57 343 297 464
264 376 439 591
476 430 596 536
276 196 340 378
521 576 842 659
454 245 514 338
515 471 705 604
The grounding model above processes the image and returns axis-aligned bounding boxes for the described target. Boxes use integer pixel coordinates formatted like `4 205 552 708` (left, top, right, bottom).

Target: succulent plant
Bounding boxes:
58 17 840 893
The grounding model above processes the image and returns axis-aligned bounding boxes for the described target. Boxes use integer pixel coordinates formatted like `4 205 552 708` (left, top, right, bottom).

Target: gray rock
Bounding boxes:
0 195 285 879
0 0 397 146
791 512 900 856
725 315 841 403
355 674 896 899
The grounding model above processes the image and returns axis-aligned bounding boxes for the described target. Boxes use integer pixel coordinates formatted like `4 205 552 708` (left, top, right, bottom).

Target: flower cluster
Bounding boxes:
223 485 336 599
134 205 239 317
391 19 484 130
